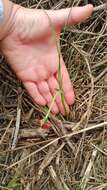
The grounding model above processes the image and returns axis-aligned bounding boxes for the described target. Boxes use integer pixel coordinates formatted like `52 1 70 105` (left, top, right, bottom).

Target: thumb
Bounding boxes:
48 4 93 28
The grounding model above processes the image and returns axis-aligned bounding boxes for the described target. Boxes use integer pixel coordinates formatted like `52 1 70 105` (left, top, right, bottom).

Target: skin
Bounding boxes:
0 2 93 115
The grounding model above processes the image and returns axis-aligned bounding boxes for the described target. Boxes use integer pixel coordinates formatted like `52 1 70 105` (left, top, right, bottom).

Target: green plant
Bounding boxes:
7 176 21 190
75 186 83 190
42 10 67 123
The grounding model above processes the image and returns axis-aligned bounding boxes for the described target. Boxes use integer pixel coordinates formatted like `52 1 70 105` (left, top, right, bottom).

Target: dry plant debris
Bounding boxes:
0 0 107 190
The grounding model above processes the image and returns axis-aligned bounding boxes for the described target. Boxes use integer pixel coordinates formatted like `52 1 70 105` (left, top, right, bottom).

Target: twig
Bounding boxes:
3 122 100 138
51 117 75 152
59 122 75 153
94 68 107 83
91 143 107 156
11 108 21 149
64 121 93 131
36 141 65 181
7 127 49 138
92 183 107 190
92 57 107 69
81 149 97 190
80 153 90 177
19 127 49 138
83 56 94 125
49 165 69 190
0 119 13 145
66 121 107 138
60 177 70 190
0 186 12 190
93 3 107 12
56 152 61 166
36 141 58 181
25 108 34 121
6 121 107 169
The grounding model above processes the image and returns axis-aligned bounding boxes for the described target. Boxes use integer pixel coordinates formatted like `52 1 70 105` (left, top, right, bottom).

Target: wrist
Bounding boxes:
0 0 20 41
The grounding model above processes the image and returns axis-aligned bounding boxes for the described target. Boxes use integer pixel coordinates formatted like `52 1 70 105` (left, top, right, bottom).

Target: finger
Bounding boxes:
48 76 69 115
24 81 46 106
37 81 59 114
48 4 93 28
56 59 75 105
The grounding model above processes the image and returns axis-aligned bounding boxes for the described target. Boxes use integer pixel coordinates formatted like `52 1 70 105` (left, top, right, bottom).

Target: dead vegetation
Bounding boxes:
0 0 107 189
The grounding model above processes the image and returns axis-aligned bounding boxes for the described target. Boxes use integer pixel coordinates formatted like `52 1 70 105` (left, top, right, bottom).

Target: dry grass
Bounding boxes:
0 0 107 189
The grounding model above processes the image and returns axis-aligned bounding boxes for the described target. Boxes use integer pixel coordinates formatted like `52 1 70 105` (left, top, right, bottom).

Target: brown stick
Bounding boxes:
36 141 58 181
93 3 107 12
49 165 69 190
7 127 49 138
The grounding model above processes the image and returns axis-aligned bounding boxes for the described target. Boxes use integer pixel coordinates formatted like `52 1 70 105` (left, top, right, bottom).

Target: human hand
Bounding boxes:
1 3 93 114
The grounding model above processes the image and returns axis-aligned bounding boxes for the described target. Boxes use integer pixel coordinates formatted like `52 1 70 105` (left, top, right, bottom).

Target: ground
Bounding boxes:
0 0 107 190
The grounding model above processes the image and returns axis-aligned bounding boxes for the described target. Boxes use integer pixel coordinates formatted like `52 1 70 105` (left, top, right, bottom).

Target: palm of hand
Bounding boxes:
1 5 93 114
